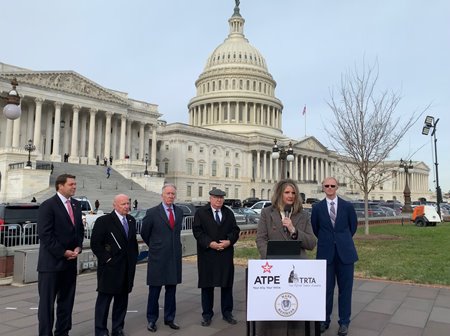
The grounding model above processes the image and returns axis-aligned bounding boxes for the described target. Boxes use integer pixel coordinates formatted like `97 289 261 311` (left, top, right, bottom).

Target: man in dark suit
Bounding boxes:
37 174 84 336
90 194 138 336
311 177 358 336
192 188 240 327
141 184 183 332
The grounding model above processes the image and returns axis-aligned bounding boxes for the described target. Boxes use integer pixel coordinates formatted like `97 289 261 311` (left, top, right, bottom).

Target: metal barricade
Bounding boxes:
0 223 39 246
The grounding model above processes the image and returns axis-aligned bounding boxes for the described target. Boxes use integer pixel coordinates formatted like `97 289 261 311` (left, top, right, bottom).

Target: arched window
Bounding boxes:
211 160 217 177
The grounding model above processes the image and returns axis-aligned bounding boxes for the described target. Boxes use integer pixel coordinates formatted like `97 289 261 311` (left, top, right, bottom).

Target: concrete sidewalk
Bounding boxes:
1 261 449 336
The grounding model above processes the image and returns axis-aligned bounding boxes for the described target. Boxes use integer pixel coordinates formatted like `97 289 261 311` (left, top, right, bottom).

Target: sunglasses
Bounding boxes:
324 185 336 188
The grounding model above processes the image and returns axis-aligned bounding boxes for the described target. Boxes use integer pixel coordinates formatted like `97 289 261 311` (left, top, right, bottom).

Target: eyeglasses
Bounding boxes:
324 185 336 188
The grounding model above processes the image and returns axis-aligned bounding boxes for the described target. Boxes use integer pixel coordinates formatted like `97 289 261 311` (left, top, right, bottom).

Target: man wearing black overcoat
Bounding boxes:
192 188 240 327
91 194 138 336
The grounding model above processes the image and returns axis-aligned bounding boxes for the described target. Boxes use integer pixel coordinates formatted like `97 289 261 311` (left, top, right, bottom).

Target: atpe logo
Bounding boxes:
274 292 298 317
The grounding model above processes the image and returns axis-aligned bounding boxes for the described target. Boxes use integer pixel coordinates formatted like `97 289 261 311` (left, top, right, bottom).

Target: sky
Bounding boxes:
2 0 449 193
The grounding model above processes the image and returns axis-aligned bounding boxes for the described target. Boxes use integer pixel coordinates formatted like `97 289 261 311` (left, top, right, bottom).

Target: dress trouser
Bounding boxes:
38 267 77 336
325 251 354 326
94 291 129 335
147 285 177 323
201 286 233 320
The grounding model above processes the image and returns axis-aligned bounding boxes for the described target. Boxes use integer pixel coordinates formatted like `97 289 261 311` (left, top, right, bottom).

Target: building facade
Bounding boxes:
0 3 432 204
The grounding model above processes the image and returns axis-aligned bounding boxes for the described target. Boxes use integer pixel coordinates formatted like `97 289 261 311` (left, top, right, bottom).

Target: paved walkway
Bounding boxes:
1 261 449 336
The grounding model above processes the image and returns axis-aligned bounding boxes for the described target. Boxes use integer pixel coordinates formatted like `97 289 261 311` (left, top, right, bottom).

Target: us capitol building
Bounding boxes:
0 2 431 203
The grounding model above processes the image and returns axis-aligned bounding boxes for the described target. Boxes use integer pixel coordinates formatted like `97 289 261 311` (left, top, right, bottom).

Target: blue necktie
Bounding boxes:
122 216 129 237
215 210 221 225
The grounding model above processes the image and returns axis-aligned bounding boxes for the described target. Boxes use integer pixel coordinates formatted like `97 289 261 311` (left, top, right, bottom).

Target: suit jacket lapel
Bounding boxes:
159 203 171 228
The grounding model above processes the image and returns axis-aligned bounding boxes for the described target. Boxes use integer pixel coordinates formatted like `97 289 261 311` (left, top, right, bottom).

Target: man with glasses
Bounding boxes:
192 188 241 327
311 177 358 336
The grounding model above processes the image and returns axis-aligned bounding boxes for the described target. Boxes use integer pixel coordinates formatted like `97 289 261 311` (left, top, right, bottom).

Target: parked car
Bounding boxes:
379 206 397 217
224 199 242 208
249 200 271 214
226 206 247 225
232 207 261 224
175 202 197 217
0 203 40 246
73 196 93 214
242 197 261 208
351 201 385 218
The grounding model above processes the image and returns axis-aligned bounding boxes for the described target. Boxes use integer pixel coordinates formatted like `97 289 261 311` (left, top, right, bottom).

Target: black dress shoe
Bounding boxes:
320 322 329 333
112 330 125 336
201 319 211 327
164 321 180 330
338 324 349 336
147 322 157 332
223 315 237 325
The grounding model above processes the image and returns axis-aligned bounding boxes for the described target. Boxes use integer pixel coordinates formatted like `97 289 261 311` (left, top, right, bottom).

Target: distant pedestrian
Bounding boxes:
106 167 111 179
104 157 108 166
133 199 138 210
109 156 113 165
96 156 100 166
95 200 100 211
50 163 54 174
31 197 37 203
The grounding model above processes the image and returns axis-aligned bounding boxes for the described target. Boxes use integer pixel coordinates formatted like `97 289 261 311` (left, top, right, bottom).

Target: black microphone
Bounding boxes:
283 205 292 233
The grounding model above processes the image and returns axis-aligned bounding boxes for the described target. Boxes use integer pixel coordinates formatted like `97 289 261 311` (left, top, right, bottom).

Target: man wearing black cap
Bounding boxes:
192 188 241 327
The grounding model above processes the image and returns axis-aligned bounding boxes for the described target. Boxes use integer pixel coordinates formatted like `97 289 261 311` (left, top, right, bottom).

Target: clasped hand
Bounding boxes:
210 240 230 251
64 247 81 260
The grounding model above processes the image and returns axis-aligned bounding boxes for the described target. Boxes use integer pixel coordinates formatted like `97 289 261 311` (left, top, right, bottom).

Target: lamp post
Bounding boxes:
271 139 294 180
144 153 149 176
1 78 22 120
399 158 414 213
24 139 36 168
421 115 442 218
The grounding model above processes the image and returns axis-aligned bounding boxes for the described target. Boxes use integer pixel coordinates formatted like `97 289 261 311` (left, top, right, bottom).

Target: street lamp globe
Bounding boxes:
2 78 22 120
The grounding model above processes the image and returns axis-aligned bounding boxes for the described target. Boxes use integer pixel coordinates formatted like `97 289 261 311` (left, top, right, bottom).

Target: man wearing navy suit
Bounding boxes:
311 177 358 336
141 184 183 332
37 174 84 336
91 194 138 336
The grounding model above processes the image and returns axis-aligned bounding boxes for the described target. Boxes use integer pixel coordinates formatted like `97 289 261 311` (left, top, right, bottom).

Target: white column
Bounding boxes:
45 109 53 159
50 101 63 161
305 157 310 181
87 108 97 164
95 116 103 160
256 150 261 180
294 155 298 181
150 125 157 171
262 151 267 181
33 98 44 150
103 111 112 160
79 112 87 158
26 104 34 142
269 153 273 182
126 120 132 158
139 122 145 161
4 119 13 148
69 105 80 163
12 117 21 148
111 117 118 160
119 115 126 160
299 155 305 181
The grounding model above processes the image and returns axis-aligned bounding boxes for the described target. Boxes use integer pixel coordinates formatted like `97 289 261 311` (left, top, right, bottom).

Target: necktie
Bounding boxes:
168 208 175 229
215 210 221 225
122 216 129 237
330 201 336 226
66 199 75 225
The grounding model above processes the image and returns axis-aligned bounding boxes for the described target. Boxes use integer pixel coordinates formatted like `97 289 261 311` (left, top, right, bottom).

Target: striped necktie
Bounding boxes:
330 201 336 226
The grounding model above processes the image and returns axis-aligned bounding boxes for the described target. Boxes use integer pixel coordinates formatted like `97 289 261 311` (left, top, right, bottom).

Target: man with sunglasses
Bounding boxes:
311 177 358 336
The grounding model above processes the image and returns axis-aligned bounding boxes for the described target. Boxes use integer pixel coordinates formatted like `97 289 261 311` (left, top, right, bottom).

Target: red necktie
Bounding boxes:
66 199 75 225
168 208 175 229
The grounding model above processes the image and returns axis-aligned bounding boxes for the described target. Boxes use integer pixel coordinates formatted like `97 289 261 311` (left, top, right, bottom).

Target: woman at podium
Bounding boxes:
255 178 317 335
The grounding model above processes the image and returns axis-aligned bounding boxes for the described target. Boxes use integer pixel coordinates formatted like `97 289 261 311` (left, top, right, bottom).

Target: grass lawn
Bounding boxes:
234 222 450 286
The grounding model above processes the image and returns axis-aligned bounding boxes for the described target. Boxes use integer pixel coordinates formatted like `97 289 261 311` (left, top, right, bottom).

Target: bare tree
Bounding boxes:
326 62 425 235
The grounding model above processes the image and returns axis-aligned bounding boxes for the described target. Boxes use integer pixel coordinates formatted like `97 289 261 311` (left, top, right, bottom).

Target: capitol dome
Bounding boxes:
188 3 283 137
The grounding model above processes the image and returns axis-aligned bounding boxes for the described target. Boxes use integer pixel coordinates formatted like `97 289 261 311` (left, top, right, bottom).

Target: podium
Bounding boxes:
246 258 326 336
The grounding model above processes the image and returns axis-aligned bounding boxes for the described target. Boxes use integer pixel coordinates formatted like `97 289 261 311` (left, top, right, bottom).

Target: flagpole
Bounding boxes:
303 105 307 137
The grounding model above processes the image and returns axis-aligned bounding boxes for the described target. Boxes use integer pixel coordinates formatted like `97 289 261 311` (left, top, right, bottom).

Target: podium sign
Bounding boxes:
247 259 326 321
